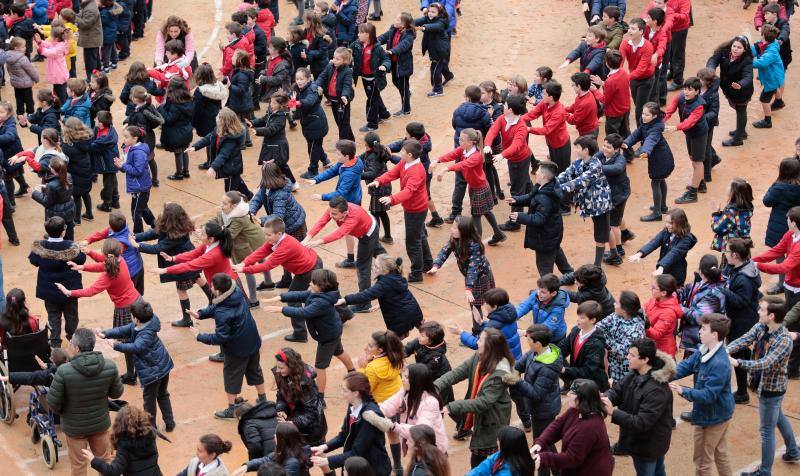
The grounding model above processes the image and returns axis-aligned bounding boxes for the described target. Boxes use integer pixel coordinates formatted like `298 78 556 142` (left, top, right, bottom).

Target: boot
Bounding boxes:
752 117 772 128
674 187 698 204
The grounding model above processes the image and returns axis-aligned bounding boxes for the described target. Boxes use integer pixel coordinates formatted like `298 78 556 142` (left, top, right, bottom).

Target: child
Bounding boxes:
565 72 599 138
81 210 145 295
597 134 630 265
711 179 754 255
331 0 357 46
593 50 631 160
762 3 791 112
56 9 79 78
433 128 506 244
369 139 432 282
250 92 292 183
565 264 616 317
596 290 646 381
33 25 69 103
90 111 120 212
357 330 405 403
303 11 333 79
678 254 725 357
55 238 141 382
754 0 788 30
600 5 625 50
697 67 721 185
557 135 614 268
88 70 115 127
120 61 165 118
158 78 194 181
663 77 708 204
220 22 254 78
227 50 256 149
414 3 453 97
526 66 552 106
115 126 154 233
6 37 39 117
31 156 76 240
308 139 364 208
98 299 175 430
286 26 308 73
429 216 495 330
377 12 415 116
28 216 85 347
630 208 697 285
502 76 528 106
291 67 330 179
148 39 192 104
98 0 121 71
559 25 608 80
350 22 391 132
387 122 441 227
188 273 267 420
762 158 800 293
61 117 95 225
0 347 68 387
156 221 238 289
558 300 609 391
313 46 355 141
242 10 268 73
192 64 228 170
403 321 452 401
751 24 784 129
131 202 210 327
451 287 522 360
341 254 424 337
8 4 34 57
19 89 62 143
115 0 132 61
516 273 570 342
316 1 338 58
262 269 355 395
187 107 250 197
257 36 293 106
61 78 92 127
124 86 163 187
359 131 394 242
233 400 279 460
644 8 670 106
620 18 655 127
645 274 682 357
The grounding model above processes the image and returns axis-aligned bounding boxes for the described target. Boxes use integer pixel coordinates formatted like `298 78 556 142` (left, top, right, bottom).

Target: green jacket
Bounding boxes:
212 208 266 264
604 22 628 51
434 353 512 450
46 351 124 437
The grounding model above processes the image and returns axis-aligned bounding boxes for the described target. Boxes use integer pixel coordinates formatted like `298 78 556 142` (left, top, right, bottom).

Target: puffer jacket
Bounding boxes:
249 183 306 234
516 289 569 342
212 204 266 264
157 101 194 152
38 38 70 85
404 338 452 385
377 26 414 78
135 229 197 283
468 452 514 476
28 107 62 143
557 156 613 218
125 103 163 153
237 399 278 458
194 130 246 179
273 364 328 445
99 2 122 45
710 205 752 252
361 355 402 403
605 351 676 460
291 83 328 140
62 93 92 127
568 281 615 318
32 172 76 223
5 50 39 88
623 118 674 180
720 261 761 340
197 286 262 358
559 326 609 391
460 304 522 360
678 276 725 350
76 0 103 48
763 181 800 247
645 295 682 357
752 40 785 92
63 139 94 195
29 239 85 303
191 82 228 136
514 180 564 253
280 290 343 342
333 0 358 44
227 68 255 114
252 108 289 166
258 57 292 102
120 81 163 117
603 21 627 50
314 158 364 204
451 102 492 147
379 389 448 454
90 431 162 476
0 118 23 177
511 344 563 420
596 150 630 206
30 0 48 24
120 143 152 194
47 351 125 436
638 229 698 285
103 316 173 387
344 273 423 336
90 88 116 126
90 126 120 174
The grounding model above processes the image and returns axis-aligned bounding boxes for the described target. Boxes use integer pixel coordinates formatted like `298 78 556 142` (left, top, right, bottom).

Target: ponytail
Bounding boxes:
102 239 123 278
204 221 233 257
371 330 405 370
125 126 146 142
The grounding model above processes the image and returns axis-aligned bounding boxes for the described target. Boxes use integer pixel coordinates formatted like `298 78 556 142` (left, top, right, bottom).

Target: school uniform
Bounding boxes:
119 142 154 234
595 68 632 159
664 0 691 87
350 40 391 129
192 130 251 197
291 83 330 175
378 26 414 114
663 92 707 162
414 15 453 94
621 36 656 126
638 229 698 285
84 224 145 294
90 125 121 210
314 63 355 141
623 117 674 216
485 114 534 223
565 90 599 137
701 79 720 182
71 249 141 332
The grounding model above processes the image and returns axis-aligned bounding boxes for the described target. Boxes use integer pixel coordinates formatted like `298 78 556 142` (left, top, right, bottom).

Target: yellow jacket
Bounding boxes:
360 356 402 403
40 22 77 69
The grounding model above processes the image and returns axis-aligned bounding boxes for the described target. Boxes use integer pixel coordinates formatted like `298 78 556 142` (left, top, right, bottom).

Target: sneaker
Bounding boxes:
604 254 623 266
621 229 635 243
444 214 458 224
698 181 707 193
336 258 356 269
640 212 663 222
499 221 521 232
380 235 394 244
283 333 308 343
214 406 237 420
81 213 94 221
722 137 744 147
426 91 444 98
392 110 410 117
256 281 276 291
111 62 118 70
674 188 698 204
359 125 377 132
740 469 766 476
274 277 292 289
299 171 316 180
771 98 786 110
560 272 576 286
208 352 225 362
734 392 750 404
782 452 800 463
426 215 444 227
198 162 211 170
171 319 193 327
752 118 772 129
766 284 784 295
407 273 423 283
679 411 693 423
121 373 137 385
452 429 473 441
487 233 507 246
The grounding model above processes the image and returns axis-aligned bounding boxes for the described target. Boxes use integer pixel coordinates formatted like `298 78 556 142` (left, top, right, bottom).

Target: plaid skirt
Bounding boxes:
469 185 494 216
175 279 195 291
288 223 308 242
369 186 392 213
113 305 133 328
470 272 496 307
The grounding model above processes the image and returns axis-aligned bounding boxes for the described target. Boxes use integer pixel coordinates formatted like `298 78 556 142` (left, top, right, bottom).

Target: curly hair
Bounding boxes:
110 405 153 449
155 203 195 239
274 348 306 400
160 15 191 39
62 117 93 143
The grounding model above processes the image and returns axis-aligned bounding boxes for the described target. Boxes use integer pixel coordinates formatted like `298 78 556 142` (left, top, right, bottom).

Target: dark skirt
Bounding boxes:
469 185 494 216
470 271 496 307
175 279 196 291
368 185 392 213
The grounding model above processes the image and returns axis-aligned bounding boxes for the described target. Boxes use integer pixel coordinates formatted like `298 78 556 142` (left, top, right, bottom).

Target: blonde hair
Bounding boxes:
62 117 93 143
375 254 404 277
334 46 352 64
216 107 244 137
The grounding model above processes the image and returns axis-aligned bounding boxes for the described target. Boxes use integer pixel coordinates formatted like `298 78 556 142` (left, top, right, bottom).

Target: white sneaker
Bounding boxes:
291 182 300 192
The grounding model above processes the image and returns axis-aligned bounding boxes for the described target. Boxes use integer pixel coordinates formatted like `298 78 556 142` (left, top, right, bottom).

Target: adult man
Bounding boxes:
47 328 124 476
727 298 800 476
75 0 103 81
669 313 734 476
603 338 675 475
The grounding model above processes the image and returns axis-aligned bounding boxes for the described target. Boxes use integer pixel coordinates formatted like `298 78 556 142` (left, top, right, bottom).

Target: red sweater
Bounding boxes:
642 5 675 41
483 115 531 162
167 244 236 284
377 161 429 212
754 231 800 287
309 203 374 243
594 69 631 117
221 35 254 77
621 38 655 80
242 234 318 275
645 25 669 66
536 408 613 476
665 0 691 32
565 91 599 136
438 147 488 189
71 250 140 308
523 101 570 149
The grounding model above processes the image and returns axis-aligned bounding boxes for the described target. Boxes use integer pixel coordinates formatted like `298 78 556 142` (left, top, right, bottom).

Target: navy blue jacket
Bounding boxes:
344 273 424 336
623 118 674 180
305 34 331 77
638 229 698 285
350 41 391 90
701 78 720 127
333 0 358 44
591 0 626 18
325 399 391 475
292 83 329 140
378 27 415 78
249 183 307 235
28 239 85 303
720 261 761 340
676 95 708 138
414 15 450 61
135 229 198 283
596 150 630 206
511 345 564 420
125 102 163 153
567 41 608 79
99 4 120 45
27 107 61 143
32 173 75 223
314 63 355 102
120 143 152 194
157 100 194 152
461 304 522 360
514 180 563 252
252 109 288 166
227 68 255 114
90 126 120 174
116 0 133 33
120 79 164 117
104 316 174 387
0 118 24 176
248 25 268 64
194 130 246 178
762 181 800 247
63 140 94 195
280 290 342 343
191 85 225 137
673 344 734 427
197 287 262 358
451 102 492 147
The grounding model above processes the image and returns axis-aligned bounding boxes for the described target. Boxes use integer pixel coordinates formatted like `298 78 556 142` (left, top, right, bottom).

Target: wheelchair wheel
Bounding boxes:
41 434 57 469
29 419 41 444
0 361 14 425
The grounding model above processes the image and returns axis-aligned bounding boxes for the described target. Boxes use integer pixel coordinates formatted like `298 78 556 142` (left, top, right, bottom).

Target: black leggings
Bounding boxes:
651 178 668 213
73 192 92 219
472 211 501 238
371 210 391 238
732 102 748 141
173 151 189 175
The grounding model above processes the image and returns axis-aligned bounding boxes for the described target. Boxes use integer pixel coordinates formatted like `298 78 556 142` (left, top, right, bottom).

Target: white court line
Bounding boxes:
736 446 786 473
197 0 224 60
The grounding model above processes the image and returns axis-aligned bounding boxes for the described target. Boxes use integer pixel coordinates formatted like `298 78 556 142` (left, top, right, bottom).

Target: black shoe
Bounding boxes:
612 442 629 456
299 171 316 180
734 392 750 404
698 181 707 193
284 333 308 343
121 373 137 385
771 98 785 110
208 352 225 362
674 187 698 204
14 186 29 197
73 220 82 226
407 273 424 283
214 406 237 420
165 421 176 432
679 411 693 423
336 258 356 269
256 281 276 291
621 229 635 243
487 233 507 246
171 319 193 327
443 74 455 87
380 235 394 244
183 172 190 179
368 12 382 20
350 304 371 313
151 179 160 187
274 277 292 288
640 212 663 222
81 213 94 221
499 221 521 232
248 301 260 309
167 174 184 181
604 254 623 266
560 272 576 286
722 138 743 148
9 238 20 246
711 154 722 168
111 202 121 209
728 130 749 138
752 118 772 128
198 162 211 170
443 214 458 224
426 215 444 227
453 429 473 441
359 125 377 133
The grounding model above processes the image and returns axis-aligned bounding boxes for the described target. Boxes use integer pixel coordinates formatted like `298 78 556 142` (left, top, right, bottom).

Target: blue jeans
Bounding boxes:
632 456 666 476
759 393 800 475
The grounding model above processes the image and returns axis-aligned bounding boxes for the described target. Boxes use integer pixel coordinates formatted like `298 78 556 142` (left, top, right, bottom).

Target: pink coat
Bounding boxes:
154 30 196 68
379 389 448 454
38 39 70 85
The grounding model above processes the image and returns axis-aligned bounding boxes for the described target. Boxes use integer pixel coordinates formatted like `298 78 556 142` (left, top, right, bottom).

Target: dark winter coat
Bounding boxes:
414 15 450 61
252 108 289 166
90 431 162 476
701 78 720 128
28 239 86 303
325 399 391 475
333 0 358 44
197 286 262 358
191 83 227 137
249 183 306 234
511 344 564 420
119 143 152 194
237 400 278 458
305 34 331 78
90 126 120 174
194 130 246 178
258 57 292 102
98 3 121 45
559 326 609 391
605 352 676 460
103 316 173 387
596 150 630 206
513 180 564 252
280 290 342 343
273 364 328 445
289 41 309 72
566 41 608 79
404 339 452 382
638 229 698 285
63 139 94 194
568 281 616 317
0 118 24 176
451 102 492 147
90 87 116 125
156 101 193 152
32 173 76 223
762 181 800 247
227 68 255 114
706 50 754 104
314 63 355 102
292 84 329 140
120 79 164 118
47 351 124 437
320 12 338 58
344 273 423 336
134 229 198 283
115 0 133 34
720 260 761 340
623 118 674 180
460 304 522 360
248 25 268 64
349 41 391 90
27 107 62 142
8 365 57 387
125 103 163 153
377 27 415 78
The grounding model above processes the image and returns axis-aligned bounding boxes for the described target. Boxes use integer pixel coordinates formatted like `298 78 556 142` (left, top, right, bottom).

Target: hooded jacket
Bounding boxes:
378 389 448 454
191 82 228 136
273 364 328 445
752 40 785 92
404 338 452 383
720 261 761 340
291 83 329 140
237 399 278 458
678 276 725 350
605 351 676 459
99 2 123 45
414 15 450 61
197 286 262 358
460 304 522 360
90 430 162 476
90 125 120 174
314 158 364 204
212 203 265 264
47 351 125 436
249 182 306 234
638 229 698 285
5 50 39 88
451 102 492 147
252 108 289 166
568 280 615 318
27 107 61 143
125 103 163 153
596 313 646 381
325 399 391 475
194 130 246 179
361 355 403 403
645 295 681 357
710 205 752 252
622 118 674 180
603 21 627 50
227 68 255 114
38 38 70 85
103 316 174 387
32 172 75 223
514 180 564 253
517 289 569 342
511 344 564 420
596 150 630 206
90 87 116 126
763 181 800 247
120 143 152 194
62 93 92 127
29 239 86 303
566 40 608 79
280 290 343 343
75 0 102 47
157 100 194 151
557 156 613 219
559 326 609 391
257 56 292 102
344 273 423 336
63 139 94 195
120 80 164 117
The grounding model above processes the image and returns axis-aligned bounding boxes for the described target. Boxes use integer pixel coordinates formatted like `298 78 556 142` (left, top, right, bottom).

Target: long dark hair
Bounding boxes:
777 157 800 184
478 328 514 374
165 77 191 104
451 215 484 261
497 426 535 475
0 288 33 336
728 178 754 211
715 36 753 60
274 348 307 402
204 221 233 257
699 254 723 284
572 379 607 418
273 422 309 471
371 330 405 370
406 425 449 476
404 364 442 419
427 2 449 23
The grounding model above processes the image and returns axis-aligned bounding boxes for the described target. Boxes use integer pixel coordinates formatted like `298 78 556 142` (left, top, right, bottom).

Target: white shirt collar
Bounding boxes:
198 459 220 473
578 326 596 342
608 68 619 76
47 237 64 242
505 115 520 128
272 234 287 248
204 241 220 254
463 146 477 157
404 158 421 170
793 232 800 243
628 36 645 50
350 402 363 418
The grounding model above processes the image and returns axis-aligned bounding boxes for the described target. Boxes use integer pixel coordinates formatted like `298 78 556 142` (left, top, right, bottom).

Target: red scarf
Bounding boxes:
462 363 489 431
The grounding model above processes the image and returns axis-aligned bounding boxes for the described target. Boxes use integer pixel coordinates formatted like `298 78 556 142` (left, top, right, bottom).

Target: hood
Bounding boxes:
5 50 28 66
734 260 760 279
138 315 162 334
651 294 682 313
549 289 570 309
420 134 432 154
222 128 247 142
199 82 230 101
69 351 109 377
377 272 408 290
242 399 278 420
94 88 116 103
31 240 82 261
220 200 250 226
495 357 512 374
116 431 157 457
110 2 123 15
650 350 677 383
128 142 150 155
578 285 611 302
534 344 564 374
315 290 341 305
369 355 400 380
488 303 518 325
36 146 68 165
535 180 560 199
457 102 489 122
212 284 239 305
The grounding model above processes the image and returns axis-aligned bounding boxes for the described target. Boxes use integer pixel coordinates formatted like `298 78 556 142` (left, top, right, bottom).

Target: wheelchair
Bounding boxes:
0 328 62 469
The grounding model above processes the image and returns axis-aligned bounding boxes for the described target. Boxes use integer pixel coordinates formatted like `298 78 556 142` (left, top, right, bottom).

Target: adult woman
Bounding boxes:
405 425 450 476
234 422 311 476
61 117 95 225
177 434 233 476
468 426 535 476
762 157 800 293
310 372 392 476
0 288 40 348
154 16 197 70
706 36 754 147
531 379 613 476
272 348 327 446
85 405 161 475
720 238 761 404
434 328 513 468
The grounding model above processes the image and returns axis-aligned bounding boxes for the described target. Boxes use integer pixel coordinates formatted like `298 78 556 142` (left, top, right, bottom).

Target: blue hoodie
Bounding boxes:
752 40 785 92
516 289 569 342
314 158 364 204
461 303 522 360
451 102 492 147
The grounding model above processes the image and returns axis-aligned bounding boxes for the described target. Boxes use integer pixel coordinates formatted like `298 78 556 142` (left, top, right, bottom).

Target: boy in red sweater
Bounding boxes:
592 50 633 161
368 139 432 282
484 94 534 231
218 22 254 77
565 72 599 137
663 0 691 91
645 8 671 106
621 18 655 127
